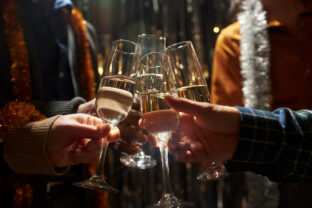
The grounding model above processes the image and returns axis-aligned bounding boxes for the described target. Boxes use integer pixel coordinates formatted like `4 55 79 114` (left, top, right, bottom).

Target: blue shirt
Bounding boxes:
227 107 312 182
23 0 75 101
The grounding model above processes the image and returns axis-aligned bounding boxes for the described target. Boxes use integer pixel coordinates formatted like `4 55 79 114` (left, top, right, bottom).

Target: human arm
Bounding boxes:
3 114 119 175
165 95 312 182
228 107 312 182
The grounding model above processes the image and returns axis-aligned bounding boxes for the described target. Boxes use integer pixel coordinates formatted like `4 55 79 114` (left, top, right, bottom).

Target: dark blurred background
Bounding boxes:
73 0 238 207
74 0 236 84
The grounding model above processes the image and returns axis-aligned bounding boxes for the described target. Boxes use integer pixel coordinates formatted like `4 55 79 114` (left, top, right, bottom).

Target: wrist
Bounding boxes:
223 106 240 161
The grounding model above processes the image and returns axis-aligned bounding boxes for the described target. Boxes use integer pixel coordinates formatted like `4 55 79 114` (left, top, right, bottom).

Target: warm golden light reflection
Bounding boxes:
109 63 113 74
191 73 196 81
118 55 123 74
97 54 104 76
213 26 220 33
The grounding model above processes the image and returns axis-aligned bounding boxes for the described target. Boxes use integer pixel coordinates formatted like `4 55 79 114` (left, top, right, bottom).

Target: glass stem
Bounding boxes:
93 138 108 177
159 141 174 195
137 142 145 157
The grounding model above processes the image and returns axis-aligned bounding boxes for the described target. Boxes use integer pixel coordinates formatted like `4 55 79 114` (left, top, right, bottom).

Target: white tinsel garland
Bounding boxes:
238 0 271 110
238 0 278 208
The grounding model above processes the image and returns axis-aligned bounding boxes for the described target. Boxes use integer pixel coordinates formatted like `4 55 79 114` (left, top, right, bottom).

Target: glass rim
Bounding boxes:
140 52 169 69
165 41 192 51
111 39 137 55
137 33 166 41
140 52 168 61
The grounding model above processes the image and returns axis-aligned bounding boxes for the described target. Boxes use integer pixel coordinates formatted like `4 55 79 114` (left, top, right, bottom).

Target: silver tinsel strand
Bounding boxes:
238 0 271 110
238 0 278 208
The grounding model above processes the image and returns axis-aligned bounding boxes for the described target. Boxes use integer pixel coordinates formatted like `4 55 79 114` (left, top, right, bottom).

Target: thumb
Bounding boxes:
165 95 209 118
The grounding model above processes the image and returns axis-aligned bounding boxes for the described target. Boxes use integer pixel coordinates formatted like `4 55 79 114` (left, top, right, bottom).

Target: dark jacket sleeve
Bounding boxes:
31 97 86 117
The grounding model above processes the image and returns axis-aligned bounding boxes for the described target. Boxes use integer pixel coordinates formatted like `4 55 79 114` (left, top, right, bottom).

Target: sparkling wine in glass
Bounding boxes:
120 34 166 169
166 41 227 181
139 52 194 208
73 39 137 192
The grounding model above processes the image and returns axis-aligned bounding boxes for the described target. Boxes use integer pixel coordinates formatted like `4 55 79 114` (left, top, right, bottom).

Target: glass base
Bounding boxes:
197 162 227 181
120 152 157 169
147 194 194 208
73 176 118 193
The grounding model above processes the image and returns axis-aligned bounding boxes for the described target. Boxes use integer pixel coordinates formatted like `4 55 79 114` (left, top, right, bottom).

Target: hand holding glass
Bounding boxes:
73 39 137 192
165 41 226 181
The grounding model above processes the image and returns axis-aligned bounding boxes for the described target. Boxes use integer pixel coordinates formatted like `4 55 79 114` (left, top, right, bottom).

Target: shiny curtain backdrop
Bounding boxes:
73 0 234 207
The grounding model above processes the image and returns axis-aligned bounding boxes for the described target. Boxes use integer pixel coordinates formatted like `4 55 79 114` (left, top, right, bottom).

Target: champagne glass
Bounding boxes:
139 52 193 208
73 39 137 192
165 41 226 181
120 34 166 169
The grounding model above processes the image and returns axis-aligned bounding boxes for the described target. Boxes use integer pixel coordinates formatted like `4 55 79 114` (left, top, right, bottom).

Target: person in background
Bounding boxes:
0 0 141 207
210 0 312 207
0 0 102 206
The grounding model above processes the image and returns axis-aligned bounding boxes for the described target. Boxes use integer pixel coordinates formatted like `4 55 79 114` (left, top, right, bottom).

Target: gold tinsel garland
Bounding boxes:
0 0 46 145
0 0 32 102
0 101 47 142
0 1 46 206
0 102 46 207
69 7 96 101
